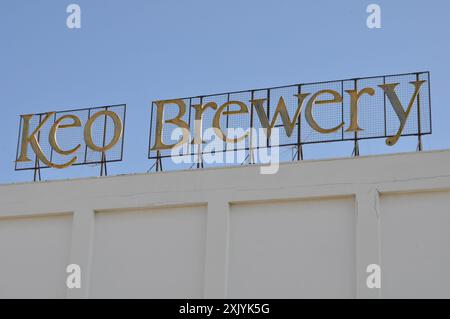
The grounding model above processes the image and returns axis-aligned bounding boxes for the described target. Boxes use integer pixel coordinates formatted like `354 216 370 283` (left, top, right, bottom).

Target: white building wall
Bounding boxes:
1 150 450 298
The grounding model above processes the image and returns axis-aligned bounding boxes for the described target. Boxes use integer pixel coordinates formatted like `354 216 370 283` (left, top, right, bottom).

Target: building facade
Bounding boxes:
1 150 450 298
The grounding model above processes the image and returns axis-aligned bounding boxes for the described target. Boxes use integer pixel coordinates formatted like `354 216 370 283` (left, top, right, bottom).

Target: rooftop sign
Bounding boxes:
15 72 431 179
15 104 126 177
148 71 431 167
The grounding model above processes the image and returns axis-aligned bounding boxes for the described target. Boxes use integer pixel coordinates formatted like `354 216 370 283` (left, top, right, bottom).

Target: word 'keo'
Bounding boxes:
17 110 123 169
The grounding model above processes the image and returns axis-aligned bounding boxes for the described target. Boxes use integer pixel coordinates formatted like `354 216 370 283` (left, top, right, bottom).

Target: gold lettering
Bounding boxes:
345 87 375 132
84 110 123 152
150 99 190 150
212 101 249 143
379 80 426 146
17 112 77 169
305 90 344 133
49 114 82 155
251 94 310 138
192 102 218 144
17 113 54 163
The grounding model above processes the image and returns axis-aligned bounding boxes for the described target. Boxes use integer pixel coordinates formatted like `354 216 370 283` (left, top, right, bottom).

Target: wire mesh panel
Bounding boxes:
148 72 431 165
15 104 126 170
301 80 343 144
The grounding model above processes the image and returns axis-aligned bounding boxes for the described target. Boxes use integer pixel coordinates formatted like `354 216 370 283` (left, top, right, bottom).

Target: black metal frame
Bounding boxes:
148 71 431 166
15 104 127 180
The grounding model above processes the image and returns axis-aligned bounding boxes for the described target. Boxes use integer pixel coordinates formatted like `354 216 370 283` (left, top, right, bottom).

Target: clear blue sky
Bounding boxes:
1 0 449 183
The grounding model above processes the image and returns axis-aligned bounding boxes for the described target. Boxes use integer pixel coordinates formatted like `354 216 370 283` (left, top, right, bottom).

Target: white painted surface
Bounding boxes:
228 198 355 298
380 192 450 298
0 214 72 298
1 149 450 298
90 206 207 298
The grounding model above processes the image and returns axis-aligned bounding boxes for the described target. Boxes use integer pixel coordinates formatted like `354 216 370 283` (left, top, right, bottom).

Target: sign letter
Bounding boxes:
16 112 73 169
379 80 426 146
305 90 344 134
84 110 123 152
150 100 190 150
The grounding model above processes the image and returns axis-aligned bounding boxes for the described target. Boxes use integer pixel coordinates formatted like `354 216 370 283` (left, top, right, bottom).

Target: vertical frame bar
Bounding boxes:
297 84 303 160
225 93 230 152
196 96 203 168
416 73 422 151
266 89 270 148
84 108 91 164
33 114 43 182
120 104 127 162
427 72 432 134
249 90 255 164
353 79 359 156
49 112 57 163
188 97 192 159
383 76 387 137
341 80 345 140
100 106 109 176
14 116 23 171
148 102 154 160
